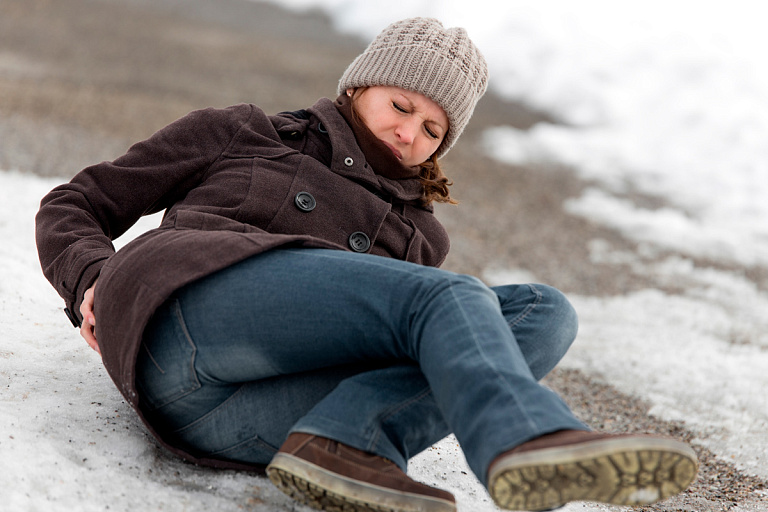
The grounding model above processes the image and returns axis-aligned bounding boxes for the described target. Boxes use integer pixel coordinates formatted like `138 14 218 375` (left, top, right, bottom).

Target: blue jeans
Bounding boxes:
135 248 586 485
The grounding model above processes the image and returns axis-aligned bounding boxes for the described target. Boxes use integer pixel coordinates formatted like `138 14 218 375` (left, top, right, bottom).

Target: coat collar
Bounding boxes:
303 98 427 206
333 93 419 181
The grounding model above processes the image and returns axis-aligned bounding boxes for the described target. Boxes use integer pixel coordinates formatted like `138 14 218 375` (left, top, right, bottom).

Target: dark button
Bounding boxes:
294 191 316 212
64 307 81 328
318 122 328 134
348 232 371 253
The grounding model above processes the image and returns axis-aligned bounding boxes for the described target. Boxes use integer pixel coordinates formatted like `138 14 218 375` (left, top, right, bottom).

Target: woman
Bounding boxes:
36 18 697 512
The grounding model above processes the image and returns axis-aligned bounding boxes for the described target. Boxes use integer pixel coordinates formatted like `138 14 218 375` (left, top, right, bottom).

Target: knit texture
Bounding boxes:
338 18 488 158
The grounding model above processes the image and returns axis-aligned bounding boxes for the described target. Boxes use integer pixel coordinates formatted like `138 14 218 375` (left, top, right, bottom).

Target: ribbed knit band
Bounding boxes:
338 18 488 158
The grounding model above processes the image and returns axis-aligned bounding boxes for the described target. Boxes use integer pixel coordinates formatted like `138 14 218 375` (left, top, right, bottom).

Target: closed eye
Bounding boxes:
393 102 408 113
394 100 442 140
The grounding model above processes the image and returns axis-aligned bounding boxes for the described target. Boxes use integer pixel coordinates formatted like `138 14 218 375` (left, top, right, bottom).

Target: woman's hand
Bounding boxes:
80 279 100 355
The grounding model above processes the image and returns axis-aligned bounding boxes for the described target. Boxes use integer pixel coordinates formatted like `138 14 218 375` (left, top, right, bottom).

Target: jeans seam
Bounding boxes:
172 384 245 435
208 432 279 459
367 385 434 453
447 280 541 433
172 300 202 392
138 299 202 410
141 343 165 374
505 283 543 329
207 434 279 460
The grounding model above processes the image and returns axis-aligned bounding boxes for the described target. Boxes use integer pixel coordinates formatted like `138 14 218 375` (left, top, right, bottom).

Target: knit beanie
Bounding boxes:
338 17 488 159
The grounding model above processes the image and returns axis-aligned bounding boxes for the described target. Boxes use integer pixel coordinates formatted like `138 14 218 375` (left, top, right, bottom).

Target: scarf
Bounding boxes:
334 93 420 181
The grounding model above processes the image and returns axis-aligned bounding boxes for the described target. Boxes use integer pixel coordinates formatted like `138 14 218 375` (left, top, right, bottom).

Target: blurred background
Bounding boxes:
2 1 766 510
3 0 766 284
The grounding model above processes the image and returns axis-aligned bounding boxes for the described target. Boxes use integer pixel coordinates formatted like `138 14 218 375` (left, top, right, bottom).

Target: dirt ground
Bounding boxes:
2 0 764 509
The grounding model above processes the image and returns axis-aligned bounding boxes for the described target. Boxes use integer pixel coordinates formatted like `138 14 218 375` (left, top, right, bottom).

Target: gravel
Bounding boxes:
3 0 765 509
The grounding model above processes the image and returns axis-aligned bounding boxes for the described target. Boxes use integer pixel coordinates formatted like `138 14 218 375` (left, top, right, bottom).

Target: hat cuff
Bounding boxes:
339 46 479 157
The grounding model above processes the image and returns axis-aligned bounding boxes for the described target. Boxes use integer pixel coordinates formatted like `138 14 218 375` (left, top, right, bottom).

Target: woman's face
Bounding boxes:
350 86 449 167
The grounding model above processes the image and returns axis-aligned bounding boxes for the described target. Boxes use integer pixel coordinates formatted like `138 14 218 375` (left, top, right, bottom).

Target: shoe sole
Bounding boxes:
488 436 698 511
267 453 456 512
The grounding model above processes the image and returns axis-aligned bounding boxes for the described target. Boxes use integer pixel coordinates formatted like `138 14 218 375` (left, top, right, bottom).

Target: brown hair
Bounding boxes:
348 88 457 206
418 155 457 206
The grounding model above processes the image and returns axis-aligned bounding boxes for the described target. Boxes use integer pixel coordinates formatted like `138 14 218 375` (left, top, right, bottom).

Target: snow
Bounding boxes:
4 172 765 510
484 246 768 484
261 0 768 508
3 0 768 510
263 0 768 479
0 171 602 512
263 0 768 267
0 171 293 511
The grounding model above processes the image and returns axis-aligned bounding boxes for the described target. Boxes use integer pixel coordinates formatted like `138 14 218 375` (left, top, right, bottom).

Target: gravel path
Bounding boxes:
2 0 765 509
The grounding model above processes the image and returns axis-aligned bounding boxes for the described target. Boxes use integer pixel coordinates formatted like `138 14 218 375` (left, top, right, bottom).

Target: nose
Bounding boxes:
394 119 419 145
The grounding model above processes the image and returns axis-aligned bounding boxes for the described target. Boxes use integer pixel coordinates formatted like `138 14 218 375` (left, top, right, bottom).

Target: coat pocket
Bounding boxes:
173 209 262 234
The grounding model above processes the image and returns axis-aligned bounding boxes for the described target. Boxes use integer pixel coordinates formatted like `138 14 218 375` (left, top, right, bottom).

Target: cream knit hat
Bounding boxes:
338 17 488 158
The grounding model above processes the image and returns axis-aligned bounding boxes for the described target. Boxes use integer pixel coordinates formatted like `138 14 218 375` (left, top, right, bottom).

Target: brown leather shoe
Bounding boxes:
266 433 456 512
488 430 698 511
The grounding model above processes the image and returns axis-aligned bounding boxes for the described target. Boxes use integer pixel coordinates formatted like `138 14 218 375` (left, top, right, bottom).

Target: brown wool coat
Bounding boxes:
35 97 450 471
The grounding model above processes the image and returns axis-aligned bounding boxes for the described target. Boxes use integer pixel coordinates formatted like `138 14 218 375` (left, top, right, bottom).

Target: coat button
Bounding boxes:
294 191 316 212
344 157 354 167
348 232 371 253
318 122 328 134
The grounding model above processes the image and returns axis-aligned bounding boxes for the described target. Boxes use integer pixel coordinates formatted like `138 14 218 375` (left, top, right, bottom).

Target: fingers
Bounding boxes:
80 285 96 321
81 321 101 355
79 280 100 354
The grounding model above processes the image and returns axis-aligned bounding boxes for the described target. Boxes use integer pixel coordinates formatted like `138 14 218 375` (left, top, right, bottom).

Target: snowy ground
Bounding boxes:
3 0 768 510
264 0 768 502
4 171 767 512
0 173 586 512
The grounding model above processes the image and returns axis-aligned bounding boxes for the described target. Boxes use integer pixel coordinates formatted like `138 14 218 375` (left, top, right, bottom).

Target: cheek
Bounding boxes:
363 112 389 135
422 137 442 155
412 140 439 164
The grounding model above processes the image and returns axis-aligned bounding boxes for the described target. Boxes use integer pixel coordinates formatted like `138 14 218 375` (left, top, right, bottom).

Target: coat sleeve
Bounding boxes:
35 103 257 326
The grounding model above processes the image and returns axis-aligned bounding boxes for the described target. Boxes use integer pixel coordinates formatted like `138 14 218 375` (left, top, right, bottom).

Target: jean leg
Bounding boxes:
139 314 446 469
138 248 585 485
136 283 449 468
136 298 370 463
291 364 451 472
147 368 368 464
493 283 579 380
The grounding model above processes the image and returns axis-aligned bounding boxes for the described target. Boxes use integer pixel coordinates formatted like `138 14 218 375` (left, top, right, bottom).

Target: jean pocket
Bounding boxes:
136 299 201 411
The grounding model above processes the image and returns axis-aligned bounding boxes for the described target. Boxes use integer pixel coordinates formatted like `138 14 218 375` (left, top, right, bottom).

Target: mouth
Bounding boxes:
382 141 402 160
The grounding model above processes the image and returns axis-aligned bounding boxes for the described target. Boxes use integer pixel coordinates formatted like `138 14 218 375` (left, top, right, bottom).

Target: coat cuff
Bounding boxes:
64 258 107 329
